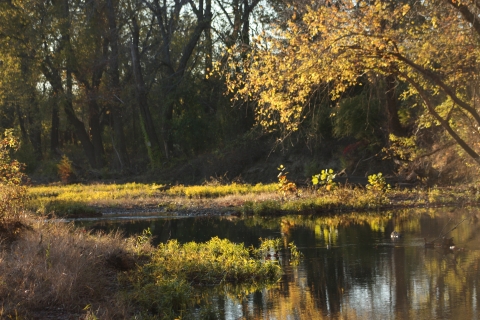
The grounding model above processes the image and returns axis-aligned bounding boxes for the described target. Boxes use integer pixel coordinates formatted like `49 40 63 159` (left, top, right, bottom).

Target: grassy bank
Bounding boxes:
27 181 480 218
27 182 278 217
0 214 283 319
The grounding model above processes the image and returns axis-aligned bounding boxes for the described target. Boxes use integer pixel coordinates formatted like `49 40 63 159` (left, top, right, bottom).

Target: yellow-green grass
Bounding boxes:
123 237 281 319
29 182 163 202
242 186 480 216
27 182 166 217
26 182 480 218
27 182 279 217
166 182 278 198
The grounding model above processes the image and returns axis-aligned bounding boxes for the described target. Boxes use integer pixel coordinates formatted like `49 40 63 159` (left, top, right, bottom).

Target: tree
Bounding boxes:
225 0 480 166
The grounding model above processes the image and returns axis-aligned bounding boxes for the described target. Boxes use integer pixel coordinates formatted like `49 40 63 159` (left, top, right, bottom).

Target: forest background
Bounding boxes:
1 0 479 186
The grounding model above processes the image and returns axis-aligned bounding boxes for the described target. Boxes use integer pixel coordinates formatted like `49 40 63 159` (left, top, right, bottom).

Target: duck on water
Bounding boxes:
391 231 401 239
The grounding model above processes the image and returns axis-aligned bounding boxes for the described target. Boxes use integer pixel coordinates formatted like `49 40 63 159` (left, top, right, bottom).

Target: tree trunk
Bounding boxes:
64 69 98 168
50 100 60 155
157 0 213 158
385 75 407 137
15 104 28 142
106 0 129 170
20 56 43 161
87 93 105 168
26 92 43 161
131 17 162 164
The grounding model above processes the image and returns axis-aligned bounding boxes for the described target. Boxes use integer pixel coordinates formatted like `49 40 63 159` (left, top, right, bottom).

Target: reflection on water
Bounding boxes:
80 207 480 319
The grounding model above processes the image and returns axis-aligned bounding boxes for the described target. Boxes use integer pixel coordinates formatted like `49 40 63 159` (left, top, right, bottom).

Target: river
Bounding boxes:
78 207 480 319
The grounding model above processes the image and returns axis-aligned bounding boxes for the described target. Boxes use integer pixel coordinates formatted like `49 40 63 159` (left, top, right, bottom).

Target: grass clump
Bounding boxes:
166 182 277 198
123 237 282 318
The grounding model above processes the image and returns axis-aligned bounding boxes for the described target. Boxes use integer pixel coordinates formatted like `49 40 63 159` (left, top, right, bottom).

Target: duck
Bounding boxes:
391 231 401 239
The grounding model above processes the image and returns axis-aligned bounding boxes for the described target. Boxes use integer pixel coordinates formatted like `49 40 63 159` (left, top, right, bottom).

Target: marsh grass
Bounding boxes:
28 183 165 216
0 211 285 319
123 237 282 319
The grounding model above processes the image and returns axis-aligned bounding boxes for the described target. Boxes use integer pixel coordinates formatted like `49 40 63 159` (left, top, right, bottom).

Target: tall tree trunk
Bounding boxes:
26 92 43 161
50 100 60 155
156 0 212 157
20 56 43 161
106 0 129 170
15 104 28 142
131 17 162 164
87 93 105 168
64 69 98 168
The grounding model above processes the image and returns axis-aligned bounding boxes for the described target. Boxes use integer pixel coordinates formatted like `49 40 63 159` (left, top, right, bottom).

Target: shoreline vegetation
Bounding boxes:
4 175 480 318
1 132 477 319
27 181 480 219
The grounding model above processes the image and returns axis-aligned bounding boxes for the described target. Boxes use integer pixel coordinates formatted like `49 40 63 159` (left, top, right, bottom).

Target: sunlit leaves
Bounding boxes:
223 0 480 161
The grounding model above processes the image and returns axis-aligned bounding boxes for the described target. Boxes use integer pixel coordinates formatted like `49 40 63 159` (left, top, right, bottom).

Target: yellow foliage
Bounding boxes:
222 1 480 163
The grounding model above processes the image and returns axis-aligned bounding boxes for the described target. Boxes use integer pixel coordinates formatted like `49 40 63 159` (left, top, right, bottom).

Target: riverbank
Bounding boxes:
27 182 480 218
4 181 480 319
0 213 283 319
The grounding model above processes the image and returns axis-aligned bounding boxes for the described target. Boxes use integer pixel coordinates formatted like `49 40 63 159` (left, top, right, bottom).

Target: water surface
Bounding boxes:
81 207 480 319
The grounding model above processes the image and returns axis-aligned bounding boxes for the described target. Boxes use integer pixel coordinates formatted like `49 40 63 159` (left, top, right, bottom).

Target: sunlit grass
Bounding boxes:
123 237 281 318
166 182 278 198
27 182 279 217
29 182 162 202
26 182 480 218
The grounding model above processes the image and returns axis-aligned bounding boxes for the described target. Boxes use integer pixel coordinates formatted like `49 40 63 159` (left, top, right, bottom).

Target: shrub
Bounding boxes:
312 169 337 191
57 155 77 184
366 172 390 192
0 130 28 238
277 165 298 197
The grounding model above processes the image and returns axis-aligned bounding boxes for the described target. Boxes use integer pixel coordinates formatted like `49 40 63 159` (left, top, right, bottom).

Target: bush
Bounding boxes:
0 130 28 238
57 155 77 184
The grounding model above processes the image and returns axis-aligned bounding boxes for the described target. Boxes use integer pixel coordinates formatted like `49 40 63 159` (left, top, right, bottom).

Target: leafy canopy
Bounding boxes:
224 0 480 165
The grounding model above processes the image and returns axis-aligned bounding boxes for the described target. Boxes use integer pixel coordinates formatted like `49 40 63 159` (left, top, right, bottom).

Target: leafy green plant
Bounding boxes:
288 241 303 266
0 129 26 186
312 169 337 191
136 228 153 247
366 172 390 192
366 172 391 207
254 238 282 260
277 165 298 197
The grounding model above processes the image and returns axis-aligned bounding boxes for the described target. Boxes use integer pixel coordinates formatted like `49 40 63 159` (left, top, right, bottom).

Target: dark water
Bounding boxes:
79 207 480 319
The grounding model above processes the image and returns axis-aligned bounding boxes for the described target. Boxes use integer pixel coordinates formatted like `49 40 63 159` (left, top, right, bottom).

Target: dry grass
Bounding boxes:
0 215 143 319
